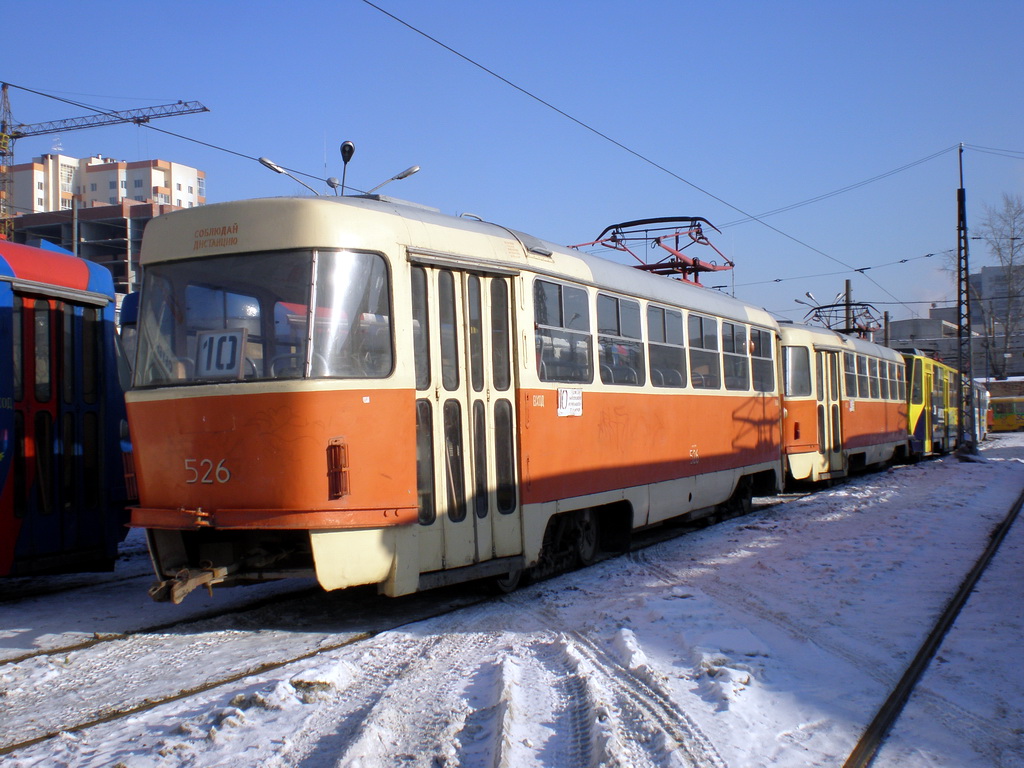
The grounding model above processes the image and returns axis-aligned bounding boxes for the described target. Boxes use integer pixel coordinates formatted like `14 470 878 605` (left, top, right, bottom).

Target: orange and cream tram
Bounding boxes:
127 197 785 602
780 324 907 483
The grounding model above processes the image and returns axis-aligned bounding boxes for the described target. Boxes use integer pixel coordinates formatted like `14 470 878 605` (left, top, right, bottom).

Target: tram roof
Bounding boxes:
779 322 904 362
0 239 114 297
141 195 776 328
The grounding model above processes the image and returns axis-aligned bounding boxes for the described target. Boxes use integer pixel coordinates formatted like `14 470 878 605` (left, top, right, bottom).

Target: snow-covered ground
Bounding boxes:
2 434 1023 768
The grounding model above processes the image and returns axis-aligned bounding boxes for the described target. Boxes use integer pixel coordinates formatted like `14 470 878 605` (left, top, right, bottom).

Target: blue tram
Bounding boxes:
0 239 131 576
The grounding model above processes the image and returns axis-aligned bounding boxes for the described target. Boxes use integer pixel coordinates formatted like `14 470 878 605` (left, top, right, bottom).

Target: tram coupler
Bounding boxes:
148 564 231 604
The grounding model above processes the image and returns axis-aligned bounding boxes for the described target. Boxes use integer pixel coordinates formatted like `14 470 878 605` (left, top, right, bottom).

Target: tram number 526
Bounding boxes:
185 458 231 484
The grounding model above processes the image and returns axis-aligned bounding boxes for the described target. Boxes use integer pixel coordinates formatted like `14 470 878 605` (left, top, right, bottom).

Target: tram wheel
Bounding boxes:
492 564 524 594
575 508 601 566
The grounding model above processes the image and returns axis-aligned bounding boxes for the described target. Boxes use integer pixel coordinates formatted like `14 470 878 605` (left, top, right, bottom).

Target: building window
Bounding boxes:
60 199 72 210
197 177 206 196
134 179 143 188
37 181 43 190
188 185 193 194
109 197 117 204
37 197 43 207
109 181 116 190
120 180 127 189
176 199 182 207
59 164 74 193
176 183 181 191
90 183 97 192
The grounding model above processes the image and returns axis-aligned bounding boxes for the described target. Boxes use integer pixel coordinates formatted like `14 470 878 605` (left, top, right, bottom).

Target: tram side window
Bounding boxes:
34 300 51 402
468 276 484 392
911 359 923 404
722 322 749 391
856 355 869 399
783 346 812 397
535 279 592 383
597 294 645 386
63 306 75 404
750 328 774 392
843 353 857 398
415 400 436 525
13 297 22 401
411 267 431 391
647 305 686 388
868 358 880 399
82 307 102 404
438 271 460 391
897 365 906 401
494 399 516 514
688 314 720 389
490 280 511 392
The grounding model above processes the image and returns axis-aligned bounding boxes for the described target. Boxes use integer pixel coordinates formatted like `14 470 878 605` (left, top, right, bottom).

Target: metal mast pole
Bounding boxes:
956 144 977 453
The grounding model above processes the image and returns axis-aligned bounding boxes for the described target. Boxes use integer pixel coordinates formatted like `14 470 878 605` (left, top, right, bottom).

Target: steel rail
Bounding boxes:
843 484 1024 768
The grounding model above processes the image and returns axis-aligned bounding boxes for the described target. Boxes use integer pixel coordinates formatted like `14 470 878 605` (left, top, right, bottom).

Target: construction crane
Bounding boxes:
0 82 208 237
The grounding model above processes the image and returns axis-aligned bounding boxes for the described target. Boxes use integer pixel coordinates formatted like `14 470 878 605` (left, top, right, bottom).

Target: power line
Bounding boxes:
358 0 936 317
718 146 959 228
735 250 953 287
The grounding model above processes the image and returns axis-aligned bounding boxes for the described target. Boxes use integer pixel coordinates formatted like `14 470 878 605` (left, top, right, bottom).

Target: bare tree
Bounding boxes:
975 193 1024 378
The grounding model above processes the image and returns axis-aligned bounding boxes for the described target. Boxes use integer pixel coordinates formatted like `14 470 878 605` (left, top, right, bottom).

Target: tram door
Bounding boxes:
922 365 936 451
412 264 521 574
11 295 103 565
816 350 843 474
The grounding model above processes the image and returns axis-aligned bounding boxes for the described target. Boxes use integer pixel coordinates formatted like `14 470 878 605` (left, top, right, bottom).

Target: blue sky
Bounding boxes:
6 1 1023 321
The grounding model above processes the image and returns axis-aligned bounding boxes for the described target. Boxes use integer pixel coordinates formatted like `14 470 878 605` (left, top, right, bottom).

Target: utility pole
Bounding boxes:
956 144 977 453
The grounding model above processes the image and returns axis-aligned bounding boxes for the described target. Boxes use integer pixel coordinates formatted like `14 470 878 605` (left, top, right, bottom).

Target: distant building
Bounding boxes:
887 265 1024 380
8 153 206 294
13 201 179 294
12 153 205 213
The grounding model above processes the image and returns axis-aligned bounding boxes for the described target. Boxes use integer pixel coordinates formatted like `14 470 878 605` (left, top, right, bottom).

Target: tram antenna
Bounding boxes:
258 156 320 196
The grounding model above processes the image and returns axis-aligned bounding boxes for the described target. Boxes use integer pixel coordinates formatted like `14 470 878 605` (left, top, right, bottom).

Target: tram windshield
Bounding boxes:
133 249 392 387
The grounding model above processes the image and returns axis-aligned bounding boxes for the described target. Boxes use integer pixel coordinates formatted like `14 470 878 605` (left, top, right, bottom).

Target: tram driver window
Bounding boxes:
783 346 812 397
314 251 393 378
534 279 592 383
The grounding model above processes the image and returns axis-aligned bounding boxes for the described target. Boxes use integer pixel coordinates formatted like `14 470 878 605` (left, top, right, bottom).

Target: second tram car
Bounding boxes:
0 240 132 576
780 324 907 483
127 196 785 603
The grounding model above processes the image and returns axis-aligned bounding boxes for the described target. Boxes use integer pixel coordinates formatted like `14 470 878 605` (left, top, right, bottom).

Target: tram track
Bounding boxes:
0 587 491 757
843 484 1024 768
0 582 323 666
5 472 1016 764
